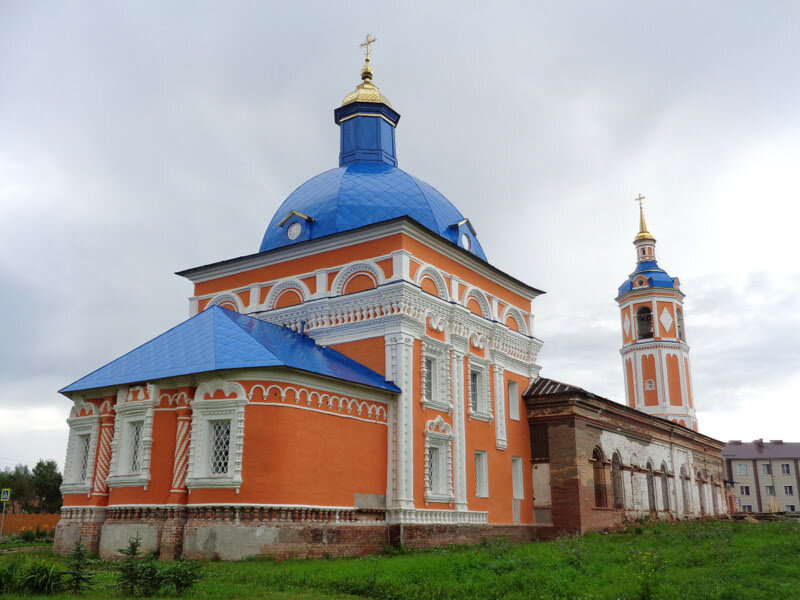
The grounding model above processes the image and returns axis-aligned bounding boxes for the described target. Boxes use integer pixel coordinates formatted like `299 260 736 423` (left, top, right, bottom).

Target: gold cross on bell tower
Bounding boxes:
635 193 646 209
360 34 377 60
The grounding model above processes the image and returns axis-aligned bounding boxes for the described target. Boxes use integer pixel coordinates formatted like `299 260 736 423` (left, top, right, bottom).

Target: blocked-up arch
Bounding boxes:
331 261 384 296
264 279 310 310
611 452 625 508
463 287 490 318
208 293 243 313
660 461 670 512
415 265 449 300
501 306 528 335
592 446 607 507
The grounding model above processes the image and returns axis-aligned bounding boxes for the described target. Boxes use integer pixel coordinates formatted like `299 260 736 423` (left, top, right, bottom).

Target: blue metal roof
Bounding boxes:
259 162 487 260
618 260 678 296
60 306 400 394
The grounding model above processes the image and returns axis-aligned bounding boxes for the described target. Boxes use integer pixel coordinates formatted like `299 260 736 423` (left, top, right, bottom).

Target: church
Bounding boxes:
54 41 728 560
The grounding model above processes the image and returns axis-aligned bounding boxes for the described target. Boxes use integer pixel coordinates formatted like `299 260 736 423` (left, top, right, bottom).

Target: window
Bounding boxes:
62 409 99 494
467 361 491 421
742 504 753 512
107 391 155 489
787 505 796 512
507 380 519 421
474 451 488 497
186 380 247 491
210 421 231 474
762 463 772 475
420 342 450 412
530 424 549 460
740 485 750 496
78 435 91 482
637 306 653 339
785 486 794 496
424 358 434 401
676 308 686 341
782 463 791 475
612 454 625 509
592 448 606 507
645 379 655 391
512 456 524 500
129 422 143 473
424 416 454 503
470 371 480 413
660 462 670 512
765 485 775 496
736 463 748 476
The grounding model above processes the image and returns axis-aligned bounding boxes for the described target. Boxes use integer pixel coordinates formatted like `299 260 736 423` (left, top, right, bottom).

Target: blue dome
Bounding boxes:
618 260 677 296
259 162 486 260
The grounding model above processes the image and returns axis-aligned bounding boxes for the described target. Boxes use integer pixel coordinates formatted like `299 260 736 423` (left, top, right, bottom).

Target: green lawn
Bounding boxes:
2 520 800 599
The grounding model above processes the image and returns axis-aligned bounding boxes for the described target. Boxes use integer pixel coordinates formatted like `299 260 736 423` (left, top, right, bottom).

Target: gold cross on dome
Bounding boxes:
635 194 646 209
360 34 377 60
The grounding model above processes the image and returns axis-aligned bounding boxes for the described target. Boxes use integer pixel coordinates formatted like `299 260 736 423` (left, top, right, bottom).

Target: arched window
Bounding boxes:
646 462 657 512
660 462 670 512
637 306 653 339
592 447 607 507
611 453 624 508
676 308 686 342
696 470 706 516
680 466 690 515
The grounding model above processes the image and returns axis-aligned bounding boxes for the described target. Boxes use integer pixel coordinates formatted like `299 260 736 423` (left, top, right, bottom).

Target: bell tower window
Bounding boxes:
637 306 653 339
676 308 686 342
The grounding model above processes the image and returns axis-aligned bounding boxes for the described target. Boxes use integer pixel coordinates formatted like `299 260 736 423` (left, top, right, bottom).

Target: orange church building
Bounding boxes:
54 46 727 560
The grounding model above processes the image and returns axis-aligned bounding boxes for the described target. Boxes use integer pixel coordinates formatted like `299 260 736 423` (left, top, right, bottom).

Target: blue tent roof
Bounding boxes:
617 260 678 296
60 306 400 394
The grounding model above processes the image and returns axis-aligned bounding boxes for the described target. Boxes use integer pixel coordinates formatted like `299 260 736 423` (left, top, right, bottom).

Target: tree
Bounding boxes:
33 460 63 513
0 465 36 513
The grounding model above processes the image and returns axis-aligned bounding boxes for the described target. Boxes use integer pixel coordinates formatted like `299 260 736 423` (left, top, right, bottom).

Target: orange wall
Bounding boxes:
330 337 386 376
667 354 683 406
625 359 635 408
641 354 658 407
1 514 60 535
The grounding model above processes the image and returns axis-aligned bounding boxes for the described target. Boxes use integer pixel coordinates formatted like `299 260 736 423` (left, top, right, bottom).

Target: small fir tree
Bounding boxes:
63 540 94 594
116 534 143 596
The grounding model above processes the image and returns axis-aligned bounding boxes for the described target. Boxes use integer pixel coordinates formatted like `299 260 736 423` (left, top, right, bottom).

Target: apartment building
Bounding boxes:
723 440 800 513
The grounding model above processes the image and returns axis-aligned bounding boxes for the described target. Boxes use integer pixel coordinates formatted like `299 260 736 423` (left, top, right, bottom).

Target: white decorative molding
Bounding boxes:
61 411 100 496
247 383 388 423
467 357 492 422
186 393 247 492
91 420 114 496
415 265 449 300
500 306 529 335
107 388 157 490
463 287 491 318
493 365 507 450
450 349 468 511
263 278 310 310
420 339 452 413
659 307 674 333
330 260 385 296
195 379 247 402
207 292 244 312
424 417 454 504
385 333 416 510
387 508 488 525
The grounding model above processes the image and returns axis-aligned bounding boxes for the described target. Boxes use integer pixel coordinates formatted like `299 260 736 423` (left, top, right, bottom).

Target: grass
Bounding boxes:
1 520 799 599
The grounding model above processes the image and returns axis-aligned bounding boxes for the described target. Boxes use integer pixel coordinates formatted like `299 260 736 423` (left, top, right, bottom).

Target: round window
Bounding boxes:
287 222 302 240
461 233 471 251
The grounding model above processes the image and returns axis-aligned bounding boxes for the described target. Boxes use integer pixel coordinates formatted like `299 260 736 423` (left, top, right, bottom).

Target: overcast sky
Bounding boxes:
2 1 799 470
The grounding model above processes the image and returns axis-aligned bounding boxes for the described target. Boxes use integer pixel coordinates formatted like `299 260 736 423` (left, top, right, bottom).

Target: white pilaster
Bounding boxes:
385 333 416 510
451 348 468 511
493 365 507 450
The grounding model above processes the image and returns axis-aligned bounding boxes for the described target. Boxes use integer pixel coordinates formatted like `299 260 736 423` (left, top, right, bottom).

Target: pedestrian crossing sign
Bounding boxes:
0 489 9 502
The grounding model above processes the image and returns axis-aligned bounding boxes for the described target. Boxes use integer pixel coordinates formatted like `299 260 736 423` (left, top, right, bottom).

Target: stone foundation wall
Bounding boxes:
55 506 548 560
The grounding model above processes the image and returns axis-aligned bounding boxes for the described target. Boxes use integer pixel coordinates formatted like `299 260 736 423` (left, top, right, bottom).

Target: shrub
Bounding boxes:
0 559 22 594
20 559 64 595
63 540 94 594
19 527 37 542
159 561 201 595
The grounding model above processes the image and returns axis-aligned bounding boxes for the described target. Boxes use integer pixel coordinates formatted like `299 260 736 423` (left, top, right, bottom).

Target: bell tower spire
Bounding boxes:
616 196 698 431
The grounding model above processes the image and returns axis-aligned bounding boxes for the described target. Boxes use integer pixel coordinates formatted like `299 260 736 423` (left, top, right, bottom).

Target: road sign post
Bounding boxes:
0 488 10 541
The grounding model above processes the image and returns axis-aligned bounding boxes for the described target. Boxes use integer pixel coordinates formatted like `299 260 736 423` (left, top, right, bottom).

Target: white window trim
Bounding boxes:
512 456 524 500
507 380 520 421
424 416 454 504
474 450 489 498
467 358 492 422
107 389 156 490
61 414 99 495
186 380 247 492
420 340 451 413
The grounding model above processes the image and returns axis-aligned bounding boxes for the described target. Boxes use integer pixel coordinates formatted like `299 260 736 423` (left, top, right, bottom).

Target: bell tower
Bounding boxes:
616 196 697 431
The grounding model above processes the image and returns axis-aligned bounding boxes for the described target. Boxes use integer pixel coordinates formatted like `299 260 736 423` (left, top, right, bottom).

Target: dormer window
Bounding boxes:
450 219 477 254
637 306 653 339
